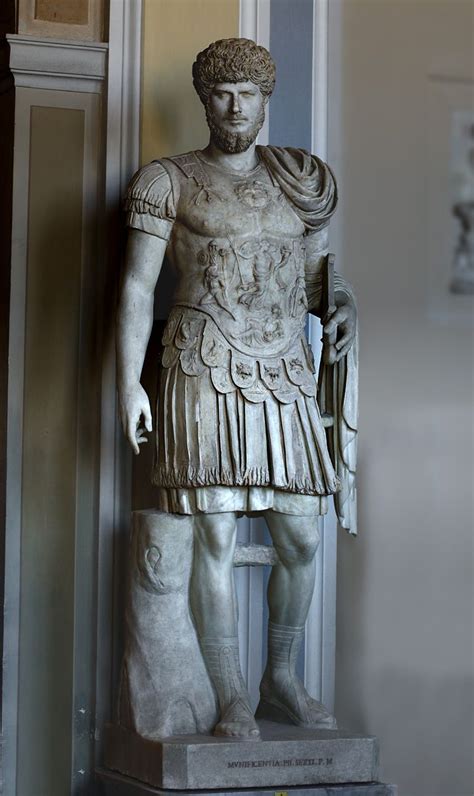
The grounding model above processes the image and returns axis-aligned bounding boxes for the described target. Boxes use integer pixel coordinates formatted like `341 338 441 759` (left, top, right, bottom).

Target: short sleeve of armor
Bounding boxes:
124 160 178 240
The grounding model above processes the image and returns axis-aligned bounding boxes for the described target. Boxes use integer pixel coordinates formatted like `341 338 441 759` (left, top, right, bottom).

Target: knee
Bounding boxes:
274 530 319 566
193 514 236 563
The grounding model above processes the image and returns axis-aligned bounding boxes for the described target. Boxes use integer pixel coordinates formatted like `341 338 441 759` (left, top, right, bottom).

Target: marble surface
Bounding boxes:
117 511 218 739
104 721 379 790
97 771 398 796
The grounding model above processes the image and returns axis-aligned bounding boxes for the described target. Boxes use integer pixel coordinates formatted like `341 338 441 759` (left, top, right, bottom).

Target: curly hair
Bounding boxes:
192 38 276 105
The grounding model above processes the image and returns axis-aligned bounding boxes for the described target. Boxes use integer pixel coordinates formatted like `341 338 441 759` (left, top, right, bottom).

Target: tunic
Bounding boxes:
125 146 349 519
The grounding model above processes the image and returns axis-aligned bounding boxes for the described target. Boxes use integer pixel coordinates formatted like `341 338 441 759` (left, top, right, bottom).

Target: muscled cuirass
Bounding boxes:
124 146 358 527
160 152 317 404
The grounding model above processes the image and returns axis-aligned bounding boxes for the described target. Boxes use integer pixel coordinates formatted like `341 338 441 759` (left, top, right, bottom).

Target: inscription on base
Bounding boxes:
227 757 334 769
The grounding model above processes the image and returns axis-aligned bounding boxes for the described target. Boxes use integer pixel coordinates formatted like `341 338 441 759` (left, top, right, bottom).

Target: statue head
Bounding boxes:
193 38 276 154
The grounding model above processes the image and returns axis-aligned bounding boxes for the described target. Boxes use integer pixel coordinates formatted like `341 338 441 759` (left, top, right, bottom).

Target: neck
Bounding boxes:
201 140 259 173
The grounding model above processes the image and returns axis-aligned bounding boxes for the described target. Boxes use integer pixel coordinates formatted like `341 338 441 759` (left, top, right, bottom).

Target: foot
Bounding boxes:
214 695 261 739
256 672 337 730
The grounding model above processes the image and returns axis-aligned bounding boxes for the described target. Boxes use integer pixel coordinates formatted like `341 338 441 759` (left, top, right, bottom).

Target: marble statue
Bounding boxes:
116 38 358 742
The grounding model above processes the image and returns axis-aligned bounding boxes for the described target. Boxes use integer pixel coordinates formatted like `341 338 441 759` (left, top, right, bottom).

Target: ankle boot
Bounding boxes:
200 636 260 739
256 621 337 729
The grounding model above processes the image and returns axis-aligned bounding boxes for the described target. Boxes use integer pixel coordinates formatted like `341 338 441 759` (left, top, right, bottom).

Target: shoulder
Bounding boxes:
258 146 337 232
259 145 335 184
126 160 177 207
124 160 179 239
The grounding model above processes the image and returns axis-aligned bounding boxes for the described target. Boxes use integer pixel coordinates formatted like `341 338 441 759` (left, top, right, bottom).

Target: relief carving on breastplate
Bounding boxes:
240 305 284 346
201 323 229 368
192 184 223 206
160 309 318 404
230 354 257 389
289 276 308 319
234 180 275 209
174 316 206 376
237 240 287 309
260 362 283 390
193 234 306 358
198 241 236 319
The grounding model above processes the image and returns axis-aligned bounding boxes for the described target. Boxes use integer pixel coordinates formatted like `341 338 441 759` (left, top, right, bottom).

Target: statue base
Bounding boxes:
103 721 380 790
97 770 397 796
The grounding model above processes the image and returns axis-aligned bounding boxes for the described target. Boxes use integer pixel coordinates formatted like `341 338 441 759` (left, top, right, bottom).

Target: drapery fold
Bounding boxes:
258 145 338 232
307 273 358 536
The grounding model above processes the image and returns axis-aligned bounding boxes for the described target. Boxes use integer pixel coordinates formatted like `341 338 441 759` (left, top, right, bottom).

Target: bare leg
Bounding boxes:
266 512 319 627
256 511 337 729
191 511 260 739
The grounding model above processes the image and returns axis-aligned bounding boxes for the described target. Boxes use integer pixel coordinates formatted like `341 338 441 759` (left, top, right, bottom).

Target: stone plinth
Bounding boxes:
97 769 397 796
104 721 379 791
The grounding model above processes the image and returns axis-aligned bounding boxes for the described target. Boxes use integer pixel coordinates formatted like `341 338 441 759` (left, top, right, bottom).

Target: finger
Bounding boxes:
323 318 337 336
335 330 354 350
323 344 338 365
323 308 348 334
335 340 354 360
327 306 349 326
142 401 152 432
127 421 140 455
119 407 128 435
322 306 337 326
137 437 149 445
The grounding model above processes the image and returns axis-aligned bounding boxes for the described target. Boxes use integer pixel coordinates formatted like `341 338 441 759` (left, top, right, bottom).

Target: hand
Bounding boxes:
323 300 357 363
119 383 152 455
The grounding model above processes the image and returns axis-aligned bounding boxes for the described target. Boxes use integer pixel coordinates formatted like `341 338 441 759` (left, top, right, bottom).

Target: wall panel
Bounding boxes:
141 0 239 162
5 55 104 791
17 104 85 796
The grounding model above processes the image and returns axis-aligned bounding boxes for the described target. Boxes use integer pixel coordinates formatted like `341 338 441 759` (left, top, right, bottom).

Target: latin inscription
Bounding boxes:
227 757 334 769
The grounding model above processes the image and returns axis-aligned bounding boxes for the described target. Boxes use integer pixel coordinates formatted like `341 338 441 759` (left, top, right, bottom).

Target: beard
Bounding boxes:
205 103 265 154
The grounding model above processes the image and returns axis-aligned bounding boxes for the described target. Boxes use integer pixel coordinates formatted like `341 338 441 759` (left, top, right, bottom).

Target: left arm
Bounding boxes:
304 227 357 363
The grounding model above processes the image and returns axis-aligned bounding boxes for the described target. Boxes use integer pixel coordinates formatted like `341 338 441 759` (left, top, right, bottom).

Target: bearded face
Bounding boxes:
205 81 266 154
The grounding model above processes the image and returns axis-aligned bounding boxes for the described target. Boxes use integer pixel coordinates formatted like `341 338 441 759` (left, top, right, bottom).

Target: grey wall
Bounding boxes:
329 2 474 795
269 0 313 150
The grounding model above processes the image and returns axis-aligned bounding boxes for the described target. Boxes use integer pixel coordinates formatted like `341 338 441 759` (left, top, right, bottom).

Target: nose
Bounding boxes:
230 93 241 114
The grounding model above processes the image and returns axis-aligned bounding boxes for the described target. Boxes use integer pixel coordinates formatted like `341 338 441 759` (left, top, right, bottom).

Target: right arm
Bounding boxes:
117 159 178 453
116 229 168 454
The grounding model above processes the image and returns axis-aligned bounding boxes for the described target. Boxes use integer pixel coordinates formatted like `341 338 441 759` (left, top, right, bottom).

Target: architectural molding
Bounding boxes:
6 34 107 92
94 0 143 764
311 0 329 157
303 0 338 714
239 0 271 53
